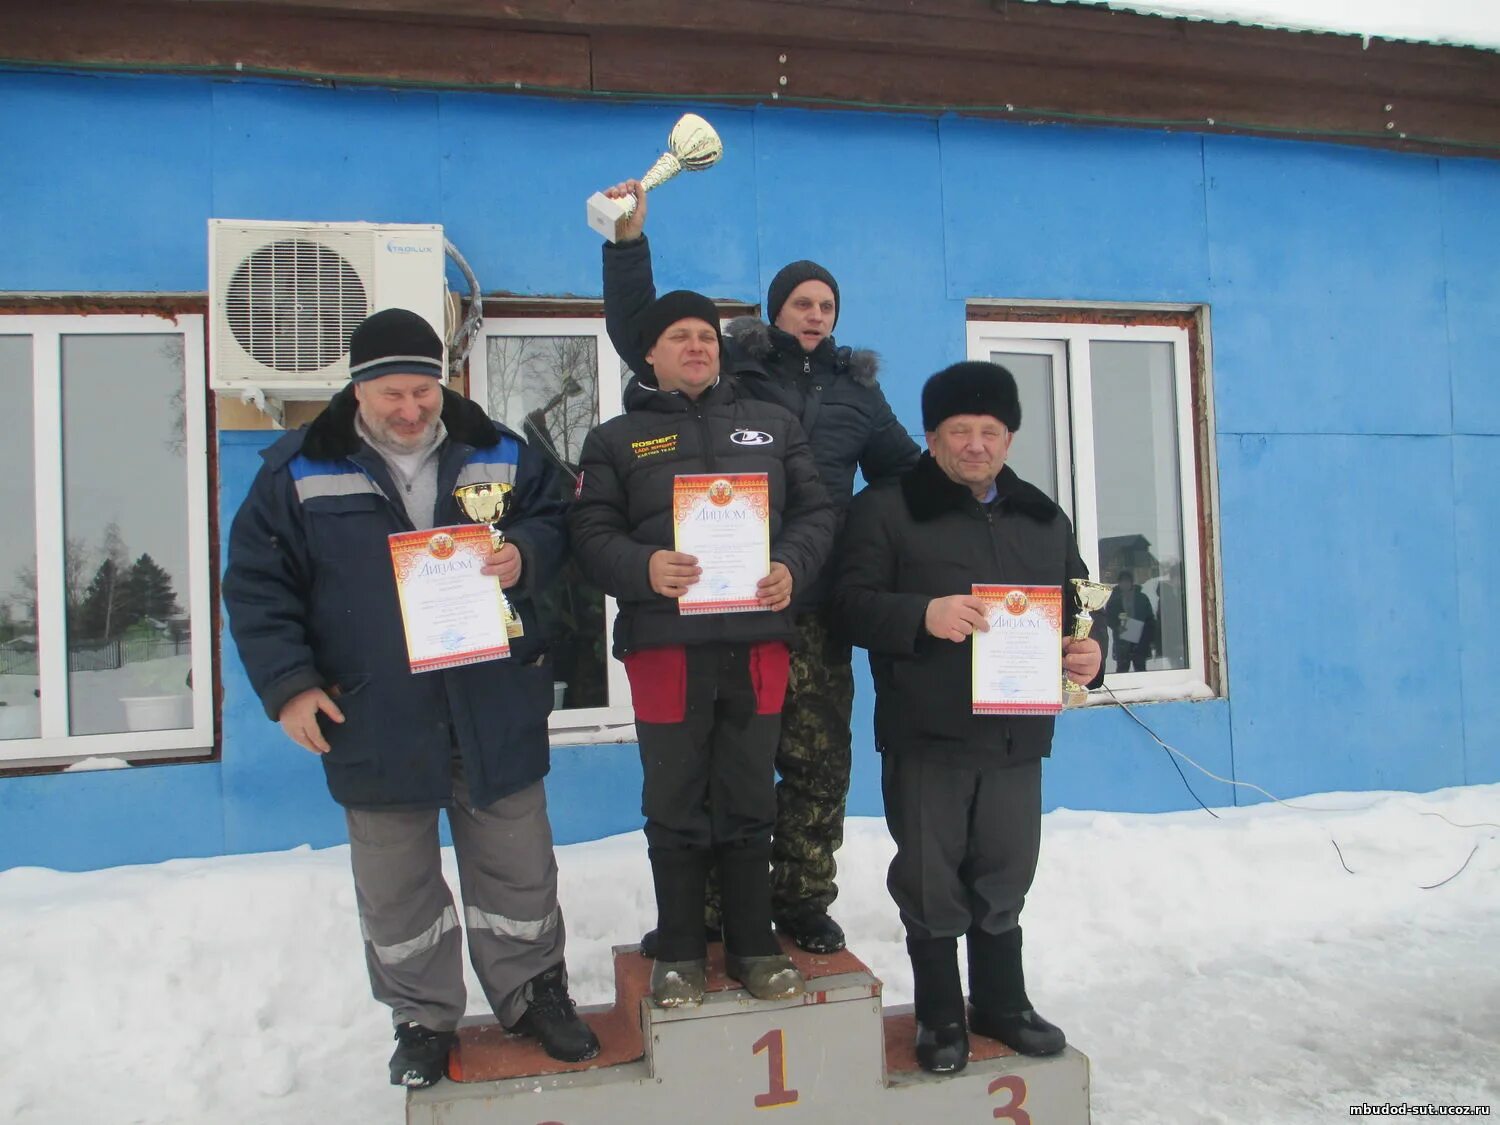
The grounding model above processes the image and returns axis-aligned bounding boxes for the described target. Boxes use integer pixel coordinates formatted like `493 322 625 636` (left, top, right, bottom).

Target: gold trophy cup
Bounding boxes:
1064 578 1112 705
586 113 725 242
453 482 524 640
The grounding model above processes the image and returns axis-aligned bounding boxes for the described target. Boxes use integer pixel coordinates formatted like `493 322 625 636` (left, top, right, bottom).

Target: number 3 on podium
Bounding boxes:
989 1074 1032 1123
752 1028 799 1108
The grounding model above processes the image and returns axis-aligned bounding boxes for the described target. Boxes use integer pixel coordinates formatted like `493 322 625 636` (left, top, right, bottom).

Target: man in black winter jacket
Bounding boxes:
834 361 1102 1074
600 179 920 955
569 289 835 1009
224 309 598 1090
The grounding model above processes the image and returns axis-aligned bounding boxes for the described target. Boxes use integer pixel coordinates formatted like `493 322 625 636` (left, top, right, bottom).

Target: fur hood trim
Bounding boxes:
298 384 503 462
724 316 881 389
900 454 1061 524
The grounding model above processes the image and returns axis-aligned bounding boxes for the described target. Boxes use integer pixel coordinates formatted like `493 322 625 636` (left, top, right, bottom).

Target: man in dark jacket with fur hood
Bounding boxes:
600 179 919 956
224 309 598 1090
834 361 1103 1075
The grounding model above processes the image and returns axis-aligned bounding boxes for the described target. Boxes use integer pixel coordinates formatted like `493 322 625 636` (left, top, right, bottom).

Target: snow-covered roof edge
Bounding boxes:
1025 0 1500 53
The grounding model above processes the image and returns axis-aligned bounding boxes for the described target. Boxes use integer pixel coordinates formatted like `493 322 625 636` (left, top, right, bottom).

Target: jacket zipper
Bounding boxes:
691 402 717 471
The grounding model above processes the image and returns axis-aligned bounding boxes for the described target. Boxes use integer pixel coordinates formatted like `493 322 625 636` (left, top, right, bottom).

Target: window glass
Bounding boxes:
1089 339 1189 673
61 335 195 735
484 335 607 711
987 348 1058 500
0 337 39 741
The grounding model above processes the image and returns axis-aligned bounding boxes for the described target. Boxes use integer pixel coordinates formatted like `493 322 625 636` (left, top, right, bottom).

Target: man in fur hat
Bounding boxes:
834 361 1103 1074
599 180 920 956
224 308 598 1090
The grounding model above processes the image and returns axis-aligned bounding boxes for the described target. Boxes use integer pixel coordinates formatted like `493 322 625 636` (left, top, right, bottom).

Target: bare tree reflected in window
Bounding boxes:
485 336 608 711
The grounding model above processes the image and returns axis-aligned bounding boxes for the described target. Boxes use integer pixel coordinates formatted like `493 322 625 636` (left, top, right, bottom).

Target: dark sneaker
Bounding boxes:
774 908 846 954
507 964 601 1062
389 1022 456 1088
915 1020 969 1074
969 1006 1066 1056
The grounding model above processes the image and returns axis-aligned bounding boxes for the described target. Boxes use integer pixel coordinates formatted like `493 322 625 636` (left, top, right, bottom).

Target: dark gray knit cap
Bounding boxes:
766 260 839 329
636 290 724 357
348 308 444 383
921 361 1022 432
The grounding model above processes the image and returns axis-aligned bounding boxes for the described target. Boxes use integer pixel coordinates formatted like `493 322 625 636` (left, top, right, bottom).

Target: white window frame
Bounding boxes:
468 316 636 744
2 314 214 767
968 317 1215 703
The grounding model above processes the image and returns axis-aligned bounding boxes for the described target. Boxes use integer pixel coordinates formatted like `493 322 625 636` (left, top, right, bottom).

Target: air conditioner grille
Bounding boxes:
224 239 370 373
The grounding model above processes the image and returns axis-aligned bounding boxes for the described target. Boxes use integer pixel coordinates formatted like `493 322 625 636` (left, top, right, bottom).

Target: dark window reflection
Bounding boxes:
1090 340 1189 673
62 335 194 735
485 336 607 711
0 337 39 740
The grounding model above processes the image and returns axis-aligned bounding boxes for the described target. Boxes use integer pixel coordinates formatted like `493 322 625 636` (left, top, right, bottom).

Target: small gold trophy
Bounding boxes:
586 113 725 241
453 482 524 640
1064 578 1112 705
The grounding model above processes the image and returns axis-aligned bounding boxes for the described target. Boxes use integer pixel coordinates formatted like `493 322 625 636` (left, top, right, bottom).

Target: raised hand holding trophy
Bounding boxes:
453 482 525 640
1063 578 1112 705
586 113 724 241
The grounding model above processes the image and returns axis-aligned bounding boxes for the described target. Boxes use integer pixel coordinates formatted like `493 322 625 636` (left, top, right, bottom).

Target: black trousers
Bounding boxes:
627 642 788 852
881 753 1043 941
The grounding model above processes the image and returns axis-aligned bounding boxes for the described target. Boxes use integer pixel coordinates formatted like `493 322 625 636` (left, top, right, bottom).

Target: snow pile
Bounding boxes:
2 784 1496 1123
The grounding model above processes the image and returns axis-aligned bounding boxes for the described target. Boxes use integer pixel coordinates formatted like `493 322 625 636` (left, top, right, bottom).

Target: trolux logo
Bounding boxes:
385 242 435 254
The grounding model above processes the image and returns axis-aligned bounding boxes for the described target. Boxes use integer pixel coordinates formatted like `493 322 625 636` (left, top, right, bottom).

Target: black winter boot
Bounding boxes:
638 921 722 960
507 963 601 1062
907 935 968 1074
648 847 714 1007
389 1022 456 1088
967 926 1066 1057
720 840 804 1001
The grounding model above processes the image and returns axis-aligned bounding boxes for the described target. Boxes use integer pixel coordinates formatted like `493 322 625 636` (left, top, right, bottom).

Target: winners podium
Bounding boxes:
407 940 1090 1124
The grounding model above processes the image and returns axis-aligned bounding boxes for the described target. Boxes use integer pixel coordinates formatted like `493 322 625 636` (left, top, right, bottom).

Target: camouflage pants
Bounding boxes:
704 612 853 925
772 611 855 915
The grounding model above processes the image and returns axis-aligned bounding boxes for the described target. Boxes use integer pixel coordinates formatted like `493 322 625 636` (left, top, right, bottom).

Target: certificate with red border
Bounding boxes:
388 524 510 673
971 584 1063 715
673 473 771 616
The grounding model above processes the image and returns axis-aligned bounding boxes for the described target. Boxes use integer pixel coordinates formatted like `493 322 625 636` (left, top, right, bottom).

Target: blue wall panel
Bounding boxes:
1453 436 1500 785
0 72 212 292
216 432 349 855
1205 137 1451 436
210 83 442 224
1218 433 1464 800
0 760 225 872
1047 699 1236 813
941 118 1211 305
752 109 955 430
5 68 1500 871
1440 159 1500 436
439 96 760 304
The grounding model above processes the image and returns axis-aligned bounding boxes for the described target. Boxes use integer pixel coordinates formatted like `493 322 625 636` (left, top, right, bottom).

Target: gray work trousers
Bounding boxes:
345 777 565 1031
881 753 1043 941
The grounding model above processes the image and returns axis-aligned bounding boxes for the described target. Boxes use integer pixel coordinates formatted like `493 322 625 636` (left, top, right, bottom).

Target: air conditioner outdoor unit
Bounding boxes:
208 219 447 395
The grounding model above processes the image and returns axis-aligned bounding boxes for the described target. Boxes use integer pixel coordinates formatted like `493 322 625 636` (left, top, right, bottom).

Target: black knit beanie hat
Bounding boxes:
348 308 444 383
921 361 1022 432
636 290 723 357
766 260 839 329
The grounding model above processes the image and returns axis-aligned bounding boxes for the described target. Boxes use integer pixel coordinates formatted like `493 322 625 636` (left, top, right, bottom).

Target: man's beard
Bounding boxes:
365 411 439 450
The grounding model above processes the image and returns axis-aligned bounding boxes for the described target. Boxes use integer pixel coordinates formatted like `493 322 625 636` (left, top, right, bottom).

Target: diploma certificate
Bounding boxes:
389 525 511 673
971 584 1063 715
673 473 771 615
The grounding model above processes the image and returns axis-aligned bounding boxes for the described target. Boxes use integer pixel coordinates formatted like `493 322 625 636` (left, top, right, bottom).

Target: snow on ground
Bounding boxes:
2 784 1497 1123
1034 0 1500 51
